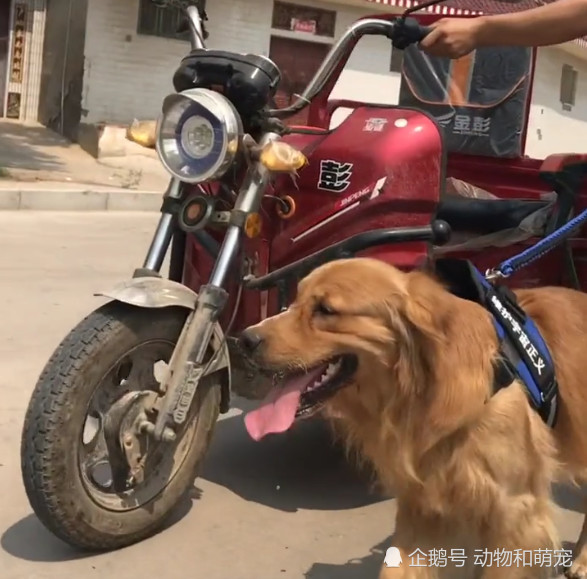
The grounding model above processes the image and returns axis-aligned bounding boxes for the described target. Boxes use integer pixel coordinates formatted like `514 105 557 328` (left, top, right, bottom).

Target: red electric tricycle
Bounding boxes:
19 0 587 550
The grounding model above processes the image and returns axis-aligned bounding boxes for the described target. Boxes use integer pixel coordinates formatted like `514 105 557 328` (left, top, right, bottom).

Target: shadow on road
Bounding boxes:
305 535 392 578
1 515 86 563
0 121 69 172
200 398 386 513
0 486 197 563
553 483 584 514
1 400 384 563
2 397 583 571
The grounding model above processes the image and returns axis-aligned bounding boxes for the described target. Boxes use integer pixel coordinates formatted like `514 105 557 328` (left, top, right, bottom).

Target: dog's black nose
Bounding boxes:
239 329 264 353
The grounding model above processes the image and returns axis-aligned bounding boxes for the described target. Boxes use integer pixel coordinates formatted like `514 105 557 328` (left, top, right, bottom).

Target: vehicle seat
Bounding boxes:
436 196 551 234
398 45 533 158
540 154 587 230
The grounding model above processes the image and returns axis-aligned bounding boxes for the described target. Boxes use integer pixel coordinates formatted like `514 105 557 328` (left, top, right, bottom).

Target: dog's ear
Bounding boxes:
377 271 447 395
375 269 447 345
400 271 447 344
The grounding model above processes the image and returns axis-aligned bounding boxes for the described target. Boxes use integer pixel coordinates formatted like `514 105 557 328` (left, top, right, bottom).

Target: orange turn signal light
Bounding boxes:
244 212 263 238
259 141 308 172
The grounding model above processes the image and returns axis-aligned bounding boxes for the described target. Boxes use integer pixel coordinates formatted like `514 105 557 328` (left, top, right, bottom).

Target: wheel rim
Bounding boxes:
78 338 205 511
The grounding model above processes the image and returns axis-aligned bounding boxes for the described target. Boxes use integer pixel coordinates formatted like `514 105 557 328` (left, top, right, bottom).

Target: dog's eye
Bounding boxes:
314 301 338 316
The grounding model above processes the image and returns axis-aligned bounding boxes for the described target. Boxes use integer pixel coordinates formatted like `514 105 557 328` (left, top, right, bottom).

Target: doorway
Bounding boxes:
269 36 330 126
0 2 10 117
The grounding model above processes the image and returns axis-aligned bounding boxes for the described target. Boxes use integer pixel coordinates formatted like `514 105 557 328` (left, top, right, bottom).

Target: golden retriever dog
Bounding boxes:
238 257 587 579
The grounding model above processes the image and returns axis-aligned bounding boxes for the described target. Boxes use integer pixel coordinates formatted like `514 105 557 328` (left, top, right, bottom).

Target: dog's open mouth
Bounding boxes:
244 354 358 441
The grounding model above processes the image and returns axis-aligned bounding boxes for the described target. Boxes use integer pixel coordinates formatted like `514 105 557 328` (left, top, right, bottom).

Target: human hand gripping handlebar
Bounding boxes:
392 17 433 50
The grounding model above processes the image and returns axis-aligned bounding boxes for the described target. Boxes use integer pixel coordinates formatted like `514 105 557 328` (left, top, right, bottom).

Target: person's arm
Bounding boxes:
420 0 587 58
475 0 587 47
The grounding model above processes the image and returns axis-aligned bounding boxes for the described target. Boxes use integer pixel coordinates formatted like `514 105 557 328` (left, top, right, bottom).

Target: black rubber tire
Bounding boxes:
20 302 221 551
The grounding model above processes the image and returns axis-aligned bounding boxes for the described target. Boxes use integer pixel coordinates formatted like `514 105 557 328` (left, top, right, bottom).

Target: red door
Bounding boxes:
269 36 330 127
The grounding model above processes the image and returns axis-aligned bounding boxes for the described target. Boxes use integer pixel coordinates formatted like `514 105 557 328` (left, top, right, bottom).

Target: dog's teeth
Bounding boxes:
309 375 327 390
308 361 343 392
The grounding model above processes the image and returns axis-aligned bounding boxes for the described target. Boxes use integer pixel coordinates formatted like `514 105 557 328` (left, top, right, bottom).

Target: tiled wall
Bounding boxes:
3 0 45 122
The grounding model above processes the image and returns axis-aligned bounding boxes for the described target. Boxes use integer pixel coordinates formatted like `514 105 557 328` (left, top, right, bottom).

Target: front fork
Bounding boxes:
137 178 185 279
140 138 276 442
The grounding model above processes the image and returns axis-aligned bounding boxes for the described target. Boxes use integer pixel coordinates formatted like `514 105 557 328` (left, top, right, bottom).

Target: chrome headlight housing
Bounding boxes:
156 88 242 183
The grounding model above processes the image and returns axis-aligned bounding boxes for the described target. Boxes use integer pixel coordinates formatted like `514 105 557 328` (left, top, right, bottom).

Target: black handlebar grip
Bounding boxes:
417 25 433 40
431 219 451 246
392 17 432 50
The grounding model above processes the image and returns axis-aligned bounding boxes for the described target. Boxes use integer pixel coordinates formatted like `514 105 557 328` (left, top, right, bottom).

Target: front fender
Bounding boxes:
96 277 199 310
95 277 231 412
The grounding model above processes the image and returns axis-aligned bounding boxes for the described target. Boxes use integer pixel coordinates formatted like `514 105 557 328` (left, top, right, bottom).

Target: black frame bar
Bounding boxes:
243 219 451 291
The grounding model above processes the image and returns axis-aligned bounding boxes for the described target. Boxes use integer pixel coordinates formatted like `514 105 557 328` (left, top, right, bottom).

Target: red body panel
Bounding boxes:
182 12 587 335
185 105 443 332
271 107 442 267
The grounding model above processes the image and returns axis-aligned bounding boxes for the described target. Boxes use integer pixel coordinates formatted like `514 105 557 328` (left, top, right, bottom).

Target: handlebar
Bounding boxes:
185 5 206 50
181 4 431 120
267 17 431 119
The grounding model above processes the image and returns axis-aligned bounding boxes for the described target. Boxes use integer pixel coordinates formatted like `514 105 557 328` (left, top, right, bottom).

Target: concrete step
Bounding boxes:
0 181 162 211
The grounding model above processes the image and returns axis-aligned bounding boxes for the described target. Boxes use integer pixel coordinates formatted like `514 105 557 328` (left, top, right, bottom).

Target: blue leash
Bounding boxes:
487 207 587 279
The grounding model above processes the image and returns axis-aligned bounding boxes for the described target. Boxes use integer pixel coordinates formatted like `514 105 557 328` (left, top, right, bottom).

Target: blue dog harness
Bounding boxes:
434 259 559 427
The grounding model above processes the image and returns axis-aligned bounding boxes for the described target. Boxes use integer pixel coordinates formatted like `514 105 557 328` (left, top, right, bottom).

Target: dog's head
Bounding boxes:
239 258 450 441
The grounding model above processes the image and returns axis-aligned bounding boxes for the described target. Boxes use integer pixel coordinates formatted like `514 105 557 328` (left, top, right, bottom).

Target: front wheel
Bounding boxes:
20 302 221 551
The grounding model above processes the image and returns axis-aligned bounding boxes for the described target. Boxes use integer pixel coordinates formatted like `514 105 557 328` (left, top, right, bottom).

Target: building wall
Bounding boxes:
38 0 88 139
81 0 587 160
526 46 587 159
81 0 272 124
3 0 46 121
81 0 399 126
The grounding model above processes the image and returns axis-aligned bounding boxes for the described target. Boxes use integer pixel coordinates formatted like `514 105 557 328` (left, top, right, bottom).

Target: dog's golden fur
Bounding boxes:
242 257 587 578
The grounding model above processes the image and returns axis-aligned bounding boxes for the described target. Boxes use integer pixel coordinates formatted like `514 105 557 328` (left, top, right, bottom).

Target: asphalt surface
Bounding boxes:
0 212 582 579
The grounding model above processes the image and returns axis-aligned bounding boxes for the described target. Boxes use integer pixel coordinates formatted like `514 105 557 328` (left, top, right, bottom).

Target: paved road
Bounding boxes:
0 212 582 579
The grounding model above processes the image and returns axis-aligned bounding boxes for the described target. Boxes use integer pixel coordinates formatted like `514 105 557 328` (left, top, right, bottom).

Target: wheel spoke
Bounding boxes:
83 430 112 490
115 357 133 385
124 353 159 391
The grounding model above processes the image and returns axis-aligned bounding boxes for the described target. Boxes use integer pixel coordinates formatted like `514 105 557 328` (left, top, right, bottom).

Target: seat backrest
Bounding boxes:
398 45 534 158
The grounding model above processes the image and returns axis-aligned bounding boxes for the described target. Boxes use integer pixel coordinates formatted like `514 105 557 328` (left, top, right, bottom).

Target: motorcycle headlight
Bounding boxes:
156 88 242 183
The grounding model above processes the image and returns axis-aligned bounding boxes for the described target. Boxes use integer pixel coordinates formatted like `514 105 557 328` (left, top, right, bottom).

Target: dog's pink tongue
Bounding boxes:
244 367 323 441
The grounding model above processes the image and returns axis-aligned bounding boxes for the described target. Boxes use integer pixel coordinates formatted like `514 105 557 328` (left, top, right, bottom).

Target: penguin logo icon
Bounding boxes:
384 546 403 567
